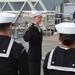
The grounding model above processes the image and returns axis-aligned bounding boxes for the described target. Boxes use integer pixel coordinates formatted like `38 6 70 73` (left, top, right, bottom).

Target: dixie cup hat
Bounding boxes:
55 22 75 34
0 12 16 23
30 11 42 17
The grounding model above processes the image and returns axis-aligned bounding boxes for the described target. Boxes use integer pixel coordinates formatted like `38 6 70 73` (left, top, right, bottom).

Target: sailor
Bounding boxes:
0 12 29 75
43 22 75 75
23 11 43 75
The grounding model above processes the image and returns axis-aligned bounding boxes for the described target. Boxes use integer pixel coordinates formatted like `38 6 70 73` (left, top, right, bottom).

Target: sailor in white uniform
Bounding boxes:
0 12 29 75
43 22 75 75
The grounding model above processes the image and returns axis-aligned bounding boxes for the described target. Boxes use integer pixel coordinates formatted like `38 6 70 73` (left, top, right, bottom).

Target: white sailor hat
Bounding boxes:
55 22 75 34
30 11 42 17
0 12 16 23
